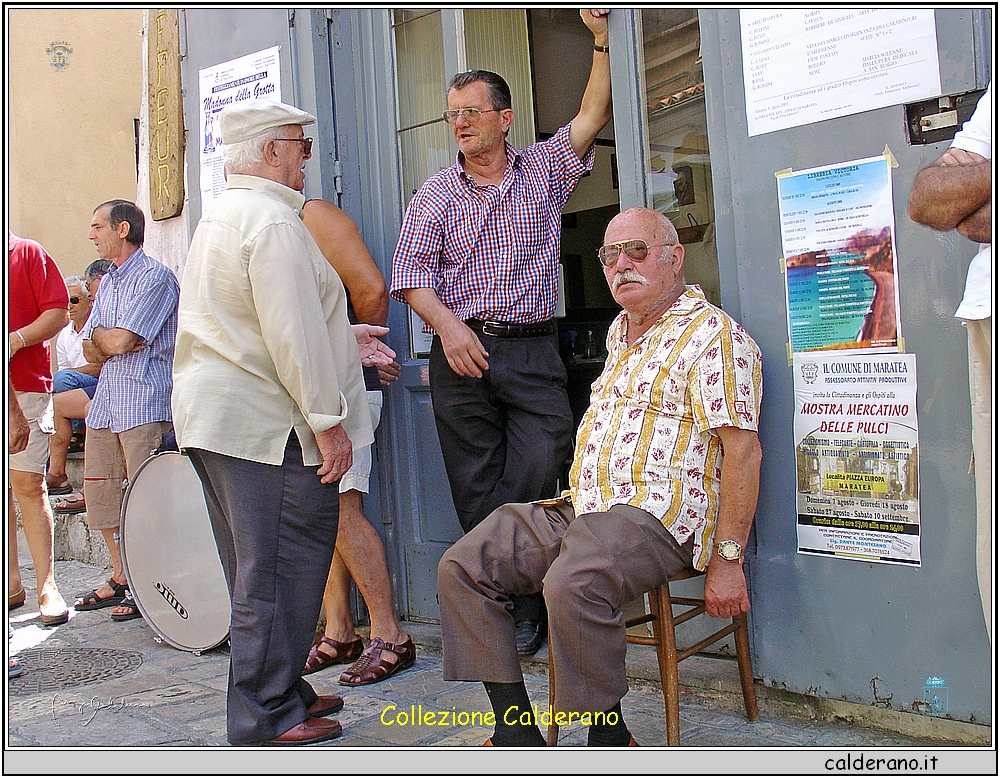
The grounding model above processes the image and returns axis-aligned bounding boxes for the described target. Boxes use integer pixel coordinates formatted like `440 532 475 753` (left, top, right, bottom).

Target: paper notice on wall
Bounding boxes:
793 352 920 566
741 9 940 136
199 46 281 215
779 155 902 354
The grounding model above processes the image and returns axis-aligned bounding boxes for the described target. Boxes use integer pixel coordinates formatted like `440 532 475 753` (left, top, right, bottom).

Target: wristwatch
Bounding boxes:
714 539 744 563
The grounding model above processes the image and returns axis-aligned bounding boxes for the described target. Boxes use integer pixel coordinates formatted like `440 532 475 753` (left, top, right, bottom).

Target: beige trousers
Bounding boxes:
966 317 992 645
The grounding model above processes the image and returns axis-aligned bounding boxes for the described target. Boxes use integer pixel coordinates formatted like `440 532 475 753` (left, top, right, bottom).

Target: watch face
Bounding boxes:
717 540 741 560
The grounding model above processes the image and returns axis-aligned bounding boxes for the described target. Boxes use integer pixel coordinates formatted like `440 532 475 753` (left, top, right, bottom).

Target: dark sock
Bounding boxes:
484 682 546 747
587 701 630 746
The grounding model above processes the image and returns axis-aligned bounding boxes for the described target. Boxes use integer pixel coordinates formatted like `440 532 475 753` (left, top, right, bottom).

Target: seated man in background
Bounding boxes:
438 207 763 746
45 274 101 510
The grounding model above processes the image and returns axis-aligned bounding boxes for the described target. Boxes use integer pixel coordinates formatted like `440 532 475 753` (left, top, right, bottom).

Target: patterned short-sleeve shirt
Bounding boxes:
569 287 762 569
390 123 595 327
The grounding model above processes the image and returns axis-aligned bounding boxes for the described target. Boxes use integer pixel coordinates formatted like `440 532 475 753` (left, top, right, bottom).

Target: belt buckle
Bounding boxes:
482 320 506 337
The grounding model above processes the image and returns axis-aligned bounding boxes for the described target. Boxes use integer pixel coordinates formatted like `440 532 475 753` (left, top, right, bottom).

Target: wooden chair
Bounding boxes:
545 568 758 746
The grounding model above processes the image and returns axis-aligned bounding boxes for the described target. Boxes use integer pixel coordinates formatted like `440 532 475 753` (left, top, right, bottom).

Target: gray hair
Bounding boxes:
85 259 113 283
64 275 88 290
223 126 285 175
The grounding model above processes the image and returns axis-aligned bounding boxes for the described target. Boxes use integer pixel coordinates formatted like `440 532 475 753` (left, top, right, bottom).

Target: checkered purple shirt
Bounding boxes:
84 247 179 433
391 123 595 328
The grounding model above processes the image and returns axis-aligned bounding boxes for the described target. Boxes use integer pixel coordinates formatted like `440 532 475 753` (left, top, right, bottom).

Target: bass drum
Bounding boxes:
120 451 230 653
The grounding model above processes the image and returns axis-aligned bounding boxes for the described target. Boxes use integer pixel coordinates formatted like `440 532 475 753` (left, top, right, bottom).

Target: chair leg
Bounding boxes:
546 624 559 746
733 611 758 722
651 584 681 746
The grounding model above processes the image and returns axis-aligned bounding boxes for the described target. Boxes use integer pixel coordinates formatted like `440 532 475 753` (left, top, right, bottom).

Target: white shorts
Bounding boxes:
339 391 383 495
8 391 55 475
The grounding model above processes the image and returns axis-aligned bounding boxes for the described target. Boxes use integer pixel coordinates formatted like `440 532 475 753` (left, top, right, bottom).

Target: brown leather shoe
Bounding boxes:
302 635 364 675
339 636 416 686
263 717 343 746
306 694 344 718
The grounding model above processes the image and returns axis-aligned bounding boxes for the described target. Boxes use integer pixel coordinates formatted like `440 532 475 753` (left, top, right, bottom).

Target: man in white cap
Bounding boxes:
173 100 373 746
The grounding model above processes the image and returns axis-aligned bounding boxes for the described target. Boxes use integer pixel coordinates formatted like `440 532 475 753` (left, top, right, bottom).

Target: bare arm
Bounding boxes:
8 376 30 454
89 326 143 358
314 423 353 484
8 308 68 360
909 151 991 231
569 9 613 160
956 200 992 243
402 287 489 378
302 200 390 326
703 426 762 619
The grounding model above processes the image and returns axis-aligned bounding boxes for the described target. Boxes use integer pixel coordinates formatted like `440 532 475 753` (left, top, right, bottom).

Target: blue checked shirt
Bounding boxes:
84 247 179 433
391 123 594 329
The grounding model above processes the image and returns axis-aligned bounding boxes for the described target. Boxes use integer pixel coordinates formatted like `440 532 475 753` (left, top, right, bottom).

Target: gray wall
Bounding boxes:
701 8 991 723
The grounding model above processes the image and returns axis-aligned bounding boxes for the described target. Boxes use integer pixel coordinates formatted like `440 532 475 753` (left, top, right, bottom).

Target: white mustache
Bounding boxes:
612 269 649 291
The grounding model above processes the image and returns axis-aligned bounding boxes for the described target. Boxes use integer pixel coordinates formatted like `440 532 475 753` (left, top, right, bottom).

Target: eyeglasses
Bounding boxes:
442 107 500 125
596 239 674 267
69 296 82 304
274 137 313 155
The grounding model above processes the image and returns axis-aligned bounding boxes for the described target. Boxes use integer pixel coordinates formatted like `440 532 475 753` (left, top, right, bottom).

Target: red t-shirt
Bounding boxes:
8 232 69 393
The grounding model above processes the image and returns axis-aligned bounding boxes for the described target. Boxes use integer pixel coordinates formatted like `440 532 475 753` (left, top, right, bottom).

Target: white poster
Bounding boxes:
741 9 941 137
793 352 920 566
199 46 281 215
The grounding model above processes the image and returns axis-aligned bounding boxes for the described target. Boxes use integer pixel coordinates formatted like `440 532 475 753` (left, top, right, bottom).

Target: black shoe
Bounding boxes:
514 619 546 656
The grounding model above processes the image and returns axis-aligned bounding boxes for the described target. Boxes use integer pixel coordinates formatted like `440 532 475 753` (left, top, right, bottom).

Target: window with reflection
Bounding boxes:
641 9 720 306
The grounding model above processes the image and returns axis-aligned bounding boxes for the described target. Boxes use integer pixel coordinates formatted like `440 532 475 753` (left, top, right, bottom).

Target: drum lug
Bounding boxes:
193 650 202 657
153 636 163 644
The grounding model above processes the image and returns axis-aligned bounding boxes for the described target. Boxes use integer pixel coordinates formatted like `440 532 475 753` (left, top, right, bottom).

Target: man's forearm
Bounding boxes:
909 159 992 231
90 325 141 357
569 13 613 158
712 432 762 547
956 200 992 243
402 288 461 334
8 308 69 358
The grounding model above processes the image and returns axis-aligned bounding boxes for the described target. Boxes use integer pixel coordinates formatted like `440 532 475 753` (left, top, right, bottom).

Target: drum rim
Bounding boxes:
120 450 230 653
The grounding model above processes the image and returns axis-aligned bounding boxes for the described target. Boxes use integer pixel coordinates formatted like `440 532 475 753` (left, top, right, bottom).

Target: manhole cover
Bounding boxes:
8 646 143 696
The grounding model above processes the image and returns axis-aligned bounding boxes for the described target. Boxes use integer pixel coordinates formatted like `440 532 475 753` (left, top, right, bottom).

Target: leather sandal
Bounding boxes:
302 635 363 675
74 579 127 611
45 473 73 495
339 636 416 686
52 491 87 514
110 594 142 622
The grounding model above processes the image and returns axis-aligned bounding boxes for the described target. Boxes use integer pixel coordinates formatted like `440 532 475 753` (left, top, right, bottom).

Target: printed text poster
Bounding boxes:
199 47 281 215
793 352 919 566
779 155 902 353
741 9 940 136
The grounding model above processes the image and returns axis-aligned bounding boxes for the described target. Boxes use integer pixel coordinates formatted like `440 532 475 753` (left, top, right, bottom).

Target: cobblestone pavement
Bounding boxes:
7 556 991 775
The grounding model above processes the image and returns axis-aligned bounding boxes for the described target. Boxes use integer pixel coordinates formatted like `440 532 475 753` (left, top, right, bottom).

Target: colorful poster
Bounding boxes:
793 352 919 566
741 9 941 137
779 154 902 353
199 46 281 215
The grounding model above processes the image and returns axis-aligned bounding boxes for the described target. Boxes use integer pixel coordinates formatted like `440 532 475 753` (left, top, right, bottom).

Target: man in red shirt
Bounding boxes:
8 231 70 625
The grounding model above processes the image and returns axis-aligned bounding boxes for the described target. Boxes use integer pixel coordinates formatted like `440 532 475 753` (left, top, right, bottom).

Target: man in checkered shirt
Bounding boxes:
391 9 613 658
75 200 179 623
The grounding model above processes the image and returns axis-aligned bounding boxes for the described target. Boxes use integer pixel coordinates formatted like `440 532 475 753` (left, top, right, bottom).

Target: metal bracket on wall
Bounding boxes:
905 89 987 145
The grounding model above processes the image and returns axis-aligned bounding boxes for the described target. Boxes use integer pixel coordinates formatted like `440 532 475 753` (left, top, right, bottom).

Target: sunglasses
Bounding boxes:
69 296 83 304
274 137 313 155
596 239 674 267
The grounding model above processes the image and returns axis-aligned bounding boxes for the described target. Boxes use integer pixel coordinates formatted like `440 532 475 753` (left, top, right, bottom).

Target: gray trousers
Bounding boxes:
187 434 339 745
438 498 693 715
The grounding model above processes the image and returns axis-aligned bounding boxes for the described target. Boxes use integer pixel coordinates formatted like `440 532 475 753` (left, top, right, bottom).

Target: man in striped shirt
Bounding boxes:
74 200 179 622
438 207 763 746
392 8 613 658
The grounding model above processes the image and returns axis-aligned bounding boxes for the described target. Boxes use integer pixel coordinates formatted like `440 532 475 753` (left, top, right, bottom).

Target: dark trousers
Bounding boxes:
438 499 694 714
429 332 574 622
187 434 340 745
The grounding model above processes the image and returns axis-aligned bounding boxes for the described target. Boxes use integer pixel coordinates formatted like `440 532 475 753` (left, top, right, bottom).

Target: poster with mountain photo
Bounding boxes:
778 154 902 354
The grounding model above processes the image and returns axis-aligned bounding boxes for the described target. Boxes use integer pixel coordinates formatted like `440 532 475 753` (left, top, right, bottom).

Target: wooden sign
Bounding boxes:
148 9 184 220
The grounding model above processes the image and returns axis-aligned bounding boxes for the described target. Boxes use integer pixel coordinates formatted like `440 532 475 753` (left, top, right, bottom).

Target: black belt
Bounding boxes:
466 318 557 339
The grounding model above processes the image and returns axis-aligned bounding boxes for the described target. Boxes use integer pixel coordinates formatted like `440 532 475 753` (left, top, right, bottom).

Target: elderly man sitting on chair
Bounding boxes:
438 207 763 747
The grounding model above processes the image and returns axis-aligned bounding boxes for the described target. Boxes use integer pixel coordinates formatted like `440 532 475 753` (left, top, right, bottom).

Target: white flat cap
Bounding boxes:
219 100 316 144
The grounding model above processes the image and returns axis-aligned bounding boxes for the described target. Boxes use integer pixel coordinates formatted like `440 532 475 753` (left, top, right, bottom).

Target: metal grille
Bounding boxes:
8 646 143 697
